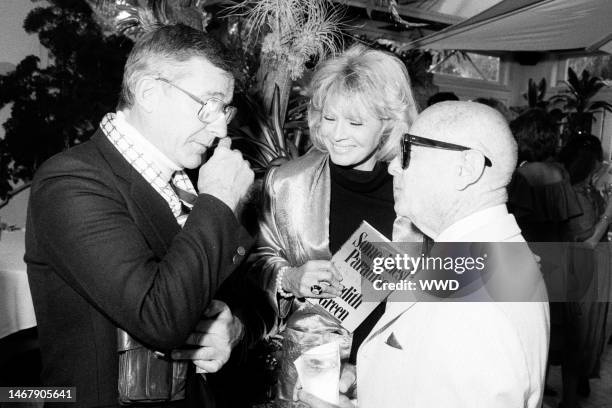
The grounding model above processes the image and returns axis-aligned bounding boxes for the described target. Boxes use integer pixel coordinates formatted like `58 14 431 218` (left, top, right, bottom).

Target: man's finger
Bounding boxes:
185 332 226 348
193 359 223 373
216 137 231 150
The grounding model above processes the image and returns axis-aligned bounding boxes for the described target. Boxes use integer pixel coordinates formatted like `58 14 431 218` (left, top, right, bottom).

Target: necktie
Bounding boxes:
170 171 198 225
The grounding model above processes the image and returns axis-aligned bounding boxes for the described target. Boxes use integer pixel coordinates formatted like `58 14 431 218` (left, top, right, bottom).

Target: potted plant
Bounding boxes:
523 78 548 109
550 67 612 136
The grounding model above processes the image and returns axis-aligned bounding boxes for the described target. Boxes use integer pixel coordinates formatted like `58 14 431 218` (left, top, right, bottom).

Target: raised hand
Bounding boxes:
198 137 254 213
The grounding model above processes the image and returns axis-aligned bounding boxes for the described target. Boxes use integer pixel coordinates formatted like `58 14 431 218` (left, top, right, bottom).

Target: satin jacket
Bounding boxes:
251 149 422 402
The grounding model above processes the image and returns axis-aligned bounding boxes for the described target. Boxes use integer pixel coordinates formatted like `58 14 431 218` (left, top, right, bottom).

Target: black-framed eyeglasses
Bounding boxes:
401 133 493 169
155 77 237 124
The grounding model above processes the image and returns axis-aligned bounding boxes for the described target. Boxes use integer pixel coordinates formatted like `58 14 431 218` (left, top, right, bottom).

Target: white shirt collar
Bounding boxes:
436 204 521 242
114 110 180 182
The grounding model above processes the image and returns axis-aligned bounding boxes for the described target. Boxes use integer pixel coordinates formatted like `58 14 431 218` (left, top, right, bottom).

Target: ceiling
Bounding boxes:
335 0 611 54
407 0 612 53
331 0 503 43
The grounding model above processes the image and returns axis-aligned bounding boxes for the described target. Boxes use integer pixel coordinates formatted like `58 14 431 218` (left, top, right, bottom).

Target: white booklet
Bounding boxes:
307 221 408 332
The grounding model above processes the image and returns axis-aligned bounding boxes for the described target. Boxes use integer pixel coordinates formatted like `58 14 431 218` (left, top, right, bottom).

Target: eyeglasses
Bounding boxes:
155 77 237 124
401 133 493 169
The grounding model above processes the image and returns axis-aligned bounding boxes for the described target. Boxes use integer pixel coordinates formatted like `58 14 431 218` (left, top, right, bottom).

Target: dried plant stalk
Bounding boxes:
231 0 344 79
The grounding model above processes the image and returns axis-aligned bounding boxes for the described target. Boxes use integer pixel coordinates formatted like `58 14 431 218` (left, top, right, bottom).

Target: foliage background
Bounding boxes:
0 0 132 201
0 0 440 203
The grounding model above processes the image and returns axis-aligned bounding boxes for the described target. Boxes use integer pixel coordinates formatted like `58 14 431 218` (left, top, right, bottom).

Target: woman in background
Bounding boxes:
507 108 582 242
251 44 423 406
507 108 583 398
558 135 612 408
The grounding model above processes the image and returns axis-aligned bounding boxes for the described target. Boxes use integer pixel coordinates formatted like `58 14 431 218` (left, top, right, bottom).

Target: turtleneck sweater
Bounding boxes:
328 159 395 363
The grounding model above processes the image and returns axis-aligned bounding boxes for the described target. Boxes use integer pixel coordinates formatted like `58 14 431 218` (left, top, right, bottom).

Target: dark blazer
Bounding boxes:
25 130 253 407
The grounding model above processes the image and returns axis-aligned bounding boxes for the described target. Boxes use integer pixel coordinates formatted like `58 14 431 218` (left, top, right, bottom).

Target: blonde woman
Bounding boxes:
251 44 424 405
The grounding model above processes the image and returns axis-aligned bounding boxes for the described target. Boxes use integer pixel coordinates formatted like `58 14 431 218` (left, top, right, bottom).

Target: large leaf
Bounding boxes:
588 100 612 112
270 84 287 153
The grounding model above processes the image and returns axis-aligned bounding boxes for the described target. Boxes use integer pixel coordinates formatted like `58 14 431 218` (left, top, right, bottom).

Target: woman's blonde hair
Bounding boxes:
307 43 419 162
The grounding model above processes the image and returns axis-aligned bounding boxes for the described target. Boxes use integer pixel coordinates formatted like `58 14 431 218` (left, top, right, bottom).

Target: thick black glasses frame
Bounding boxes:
401 133 493 169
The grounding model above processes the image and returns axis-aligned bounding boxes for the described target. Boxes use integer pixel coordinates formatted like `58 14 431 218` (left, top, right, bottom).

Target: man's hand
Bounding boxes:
198 138 254 213
171 300 244 373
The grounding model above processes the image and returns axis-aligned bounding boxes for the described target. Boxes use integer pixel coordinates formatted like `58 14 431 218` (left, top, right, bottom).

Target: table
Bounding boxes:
0 229 36 339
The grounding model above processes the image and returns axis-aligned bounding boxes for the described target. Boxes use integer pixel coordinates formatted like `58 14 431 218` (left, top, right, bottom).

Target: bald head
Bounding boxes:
389 101 518 237
411 101 517 187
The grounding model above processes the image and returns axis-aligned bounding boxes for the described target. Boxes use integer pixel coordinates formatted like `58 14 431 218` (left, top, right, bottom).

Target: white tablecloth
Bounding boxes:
0 230 36 339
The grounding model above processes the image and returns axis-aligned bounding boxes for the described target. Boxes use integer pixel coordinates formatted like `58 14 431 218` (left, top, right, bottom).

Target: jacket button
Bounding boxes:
237 246 246 256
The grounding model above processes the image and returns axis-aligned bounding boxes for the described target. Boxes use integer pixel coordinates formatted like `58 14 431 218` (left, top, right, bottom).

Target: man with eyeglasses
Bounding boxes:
26 25 259 407
353 102 549 407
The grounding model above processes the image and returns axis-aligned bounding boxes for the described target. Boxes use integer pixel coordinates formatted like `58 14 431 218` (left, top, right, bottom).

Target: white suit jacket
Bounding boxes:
357 205 550 408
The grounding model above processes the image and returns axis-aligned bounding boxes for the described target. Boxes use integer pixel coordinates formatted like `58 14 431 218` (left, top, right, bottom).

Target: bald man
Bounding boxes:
354 102 550 408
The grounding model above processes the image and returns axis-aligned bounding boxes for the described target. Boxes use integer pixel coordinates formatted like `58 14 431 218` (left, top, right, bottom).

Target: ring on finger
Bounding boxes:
310 284 323 296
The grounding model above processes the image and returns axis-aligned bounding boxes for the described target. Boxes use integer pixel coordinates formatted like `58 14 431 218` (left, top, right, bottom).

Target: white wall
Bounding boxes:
433 53 561 107
434 51 612 157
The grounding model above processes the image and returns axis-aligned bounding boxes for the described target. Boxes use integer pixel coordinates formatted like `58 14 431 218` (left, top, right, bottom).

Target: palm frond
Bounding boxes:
552 67 611 114
270 85 287 152
567 67 580 90
588 100 612 112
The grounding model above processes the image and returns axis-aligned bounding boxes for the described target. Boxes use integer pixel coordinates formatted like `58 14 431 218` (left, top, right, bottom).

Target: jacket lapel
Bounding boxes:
92 131 180 258
364 300 417 344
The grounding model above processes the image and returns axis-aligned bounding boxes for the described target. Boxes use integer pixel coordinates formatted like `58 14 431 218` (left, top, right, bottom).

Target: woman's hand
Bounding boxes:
282 260 343 298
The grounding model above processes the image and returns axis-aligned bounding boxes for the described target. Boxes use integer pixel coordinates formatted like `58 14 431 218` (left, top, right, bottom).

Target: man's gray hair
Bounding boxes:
118 24 234 109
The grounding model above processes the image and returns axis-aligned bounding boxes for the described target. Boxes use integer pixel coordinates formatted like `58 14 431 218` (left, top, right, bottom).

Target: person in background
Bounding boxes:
507 108 582 241
506 108 582 398
26 24 257 407
251 43 423 407
426 91 459 107
558 134 612 408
